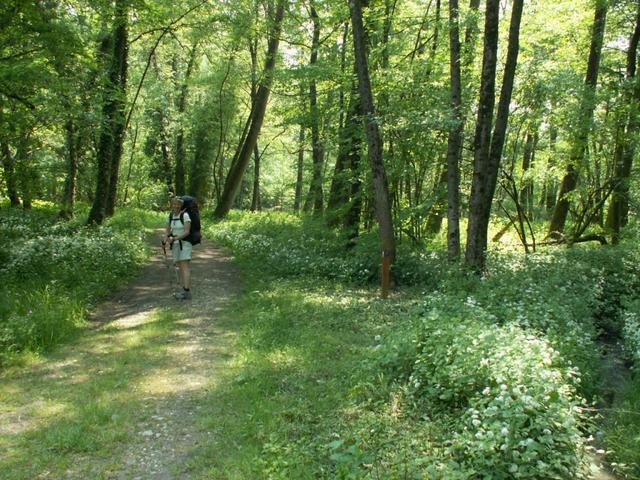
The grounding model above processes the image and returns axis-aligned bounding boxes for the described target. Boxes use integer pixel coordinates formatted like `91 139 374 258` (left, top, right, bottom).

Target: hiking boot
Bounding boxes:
174 290 191 300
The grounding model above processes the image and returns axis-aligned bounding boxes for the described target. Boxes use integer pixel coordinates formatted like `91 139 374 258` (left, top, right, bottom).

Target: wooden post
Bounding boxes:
381 250 391 298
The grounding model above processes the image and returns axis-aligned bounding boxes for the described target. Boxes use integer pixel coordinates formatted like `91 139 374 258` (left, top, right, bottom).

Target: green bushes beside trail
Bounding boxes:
0 203 158 364
208 211 640 479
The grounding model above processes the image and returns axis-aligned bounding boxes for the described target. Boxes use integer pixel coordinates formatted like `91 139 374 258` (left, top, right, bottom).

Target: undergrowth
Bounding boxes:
206 211 640 479
0 202 158 365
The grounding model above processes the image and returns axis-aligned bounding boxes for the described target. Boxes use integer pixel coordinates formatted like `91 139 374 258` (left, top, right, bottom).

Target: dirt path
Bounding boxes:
0 236 242 479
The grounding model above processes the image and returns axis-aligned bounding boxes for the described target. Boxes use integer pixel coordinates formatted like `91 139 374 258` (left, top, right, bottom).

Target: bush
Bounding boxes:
406 315 589 479
0 206 155 363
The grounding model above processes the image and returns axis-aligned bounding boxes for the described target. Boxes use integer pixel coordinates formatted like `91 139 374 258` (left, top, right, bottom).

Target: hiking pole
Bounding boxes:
161 240 176 289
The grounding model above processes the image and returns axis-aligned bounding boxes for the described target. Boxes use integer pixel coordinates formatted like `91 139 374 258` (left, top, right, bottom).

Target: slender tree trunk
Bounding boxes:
328 82 361 226
307 1 324 216
174 43 198 196
446 0 463 260
1 140 20 207
214 0 286 219
294 121 305 212
519 131 538 219
548 0 607 237
349 0 396 263
544 122 558 213
427 0 481 240
606 0 640 243
59 119 78 218
105 0 129 217
466 0 524 271
122 123 139 205
88 1 129 224
87 33 115 224
251 143 261 211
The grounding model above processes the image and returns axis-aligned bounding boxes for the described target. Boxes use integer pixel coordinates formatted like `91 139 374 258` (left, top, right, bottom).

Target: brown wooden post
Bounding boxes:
381 250 391 299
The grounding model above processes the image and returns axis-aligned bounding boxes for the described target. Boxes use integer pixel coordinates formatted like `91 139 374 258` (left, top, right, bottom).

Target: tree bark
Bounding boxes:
465 0 524 271
294 120 305 212
105 0 129 217
606 0 640 243
349 0 396 263
59 118 78 218
548 0 607 237
174 43 198 196
427 0 481 241
87 0 129 224
213 0 286 219
307 1 324 216
251 143 261 211
1 139 20 207
446 0 463 260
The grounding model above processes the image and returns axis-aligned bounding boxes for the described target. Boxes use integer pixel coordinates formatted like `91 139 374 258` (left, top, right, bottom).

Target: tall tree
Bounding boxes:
548 0 608 237
349 0 396 263
305 0 324 216
465 0 524 270
446 0 463 260
606 0 640 243
87 0 129 224
213 0 287 219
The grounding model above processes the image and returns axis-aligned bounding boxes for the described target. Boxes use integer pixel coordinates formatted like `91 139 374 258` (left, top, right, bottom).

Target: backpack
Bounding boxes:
169 195 201 245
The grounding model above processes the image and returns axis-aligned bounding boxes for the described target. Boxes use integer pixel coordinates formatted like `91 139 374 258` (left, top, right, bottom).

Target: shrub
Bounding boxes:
408 314 589 479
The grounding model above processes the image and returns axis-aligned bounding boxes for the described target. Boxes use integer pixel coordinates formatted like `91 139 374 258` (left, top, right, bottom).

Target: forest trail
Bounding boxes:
0 234 242 479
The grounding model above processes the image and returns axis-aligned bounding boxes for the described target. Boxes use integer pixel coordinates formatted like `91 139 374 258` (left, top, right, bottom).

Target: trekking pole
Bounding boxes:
161 240 174 289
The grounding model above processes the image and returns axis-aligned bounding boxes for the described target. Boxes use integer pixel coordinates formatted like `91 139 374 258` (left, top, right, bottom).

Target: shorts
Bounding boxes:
172 240 192 263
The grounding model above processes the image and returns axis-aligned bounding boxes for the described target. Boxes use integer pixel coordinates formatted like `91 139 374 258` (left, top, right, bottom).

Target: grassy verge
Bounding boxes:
0 309 189 479
0 202 161 365
197 211 639 479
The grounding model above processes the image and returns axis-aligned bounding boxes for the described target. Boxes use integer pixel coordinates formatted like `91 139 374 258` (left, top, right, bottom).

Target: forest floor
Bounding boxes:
0 233 243 479
0 232 623 479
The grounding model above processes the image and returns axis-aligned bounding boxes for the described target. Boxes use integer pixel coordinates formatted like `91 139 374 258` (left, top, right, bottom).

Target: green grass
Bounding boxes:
0 309 182 479
182 277 431 478
0 203 162 365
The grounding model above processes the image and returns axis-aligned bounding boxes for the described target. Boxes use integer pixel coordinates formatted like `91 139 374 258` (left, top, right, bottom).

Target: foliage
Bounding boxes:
204 211 634 478
0 204 156 364
210 210 447 287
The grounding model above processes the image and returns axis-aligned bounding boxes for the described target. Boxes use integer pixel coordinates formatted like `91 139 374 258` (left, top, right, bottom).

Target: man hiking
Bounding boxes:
164 196 193 300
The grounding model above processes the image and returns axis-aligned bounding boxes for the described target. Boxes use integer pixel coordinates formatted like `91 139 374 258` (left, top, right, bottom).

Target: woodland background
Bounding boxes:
2 0 640 478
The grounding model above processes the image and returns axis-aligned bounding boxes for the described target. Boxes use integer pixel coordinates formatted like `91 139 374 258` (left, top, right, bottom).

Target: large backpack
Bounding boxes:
170 195 201 245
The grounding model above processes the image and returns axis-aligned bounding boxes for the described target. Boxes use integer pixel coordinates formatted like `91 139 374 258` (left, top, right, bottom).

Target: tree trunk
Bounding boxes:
88 1 129 224
59 119 78 218
307 1 324 216
174 43 197 196
446 0 463 260
213 0 286 219
519 130 538 220
87 33 115 225
466 0 524 271
251 143 261 211
327 81 361 226
427 0 481 241
105 0 129 217
606 0 640 244
349 0 396 263
294 121 305 212
1 140 20 207
548 0 607 237
544 122 558 213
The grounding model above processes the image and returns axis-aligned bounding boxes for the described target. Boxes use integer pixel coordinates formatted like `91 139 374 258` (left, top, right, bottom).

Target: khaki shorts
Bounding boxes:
171 240 192 263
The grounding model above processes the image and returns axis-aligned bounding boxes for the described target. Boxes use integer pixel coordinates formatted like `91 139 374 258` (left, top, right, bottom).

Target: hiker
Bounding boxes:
164 196 192 300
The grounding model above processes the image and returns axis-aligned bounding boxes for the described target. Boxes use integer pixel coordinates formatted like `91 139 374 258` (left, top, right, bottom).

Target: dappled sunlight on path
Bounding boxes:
0 238 242 479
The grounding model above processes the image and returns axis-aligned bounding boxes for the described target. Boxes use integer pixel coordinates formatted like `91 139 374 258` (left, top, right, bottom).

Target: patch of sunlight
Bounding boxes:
266 348 300 368
135 367 208 396
0 399 67 437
